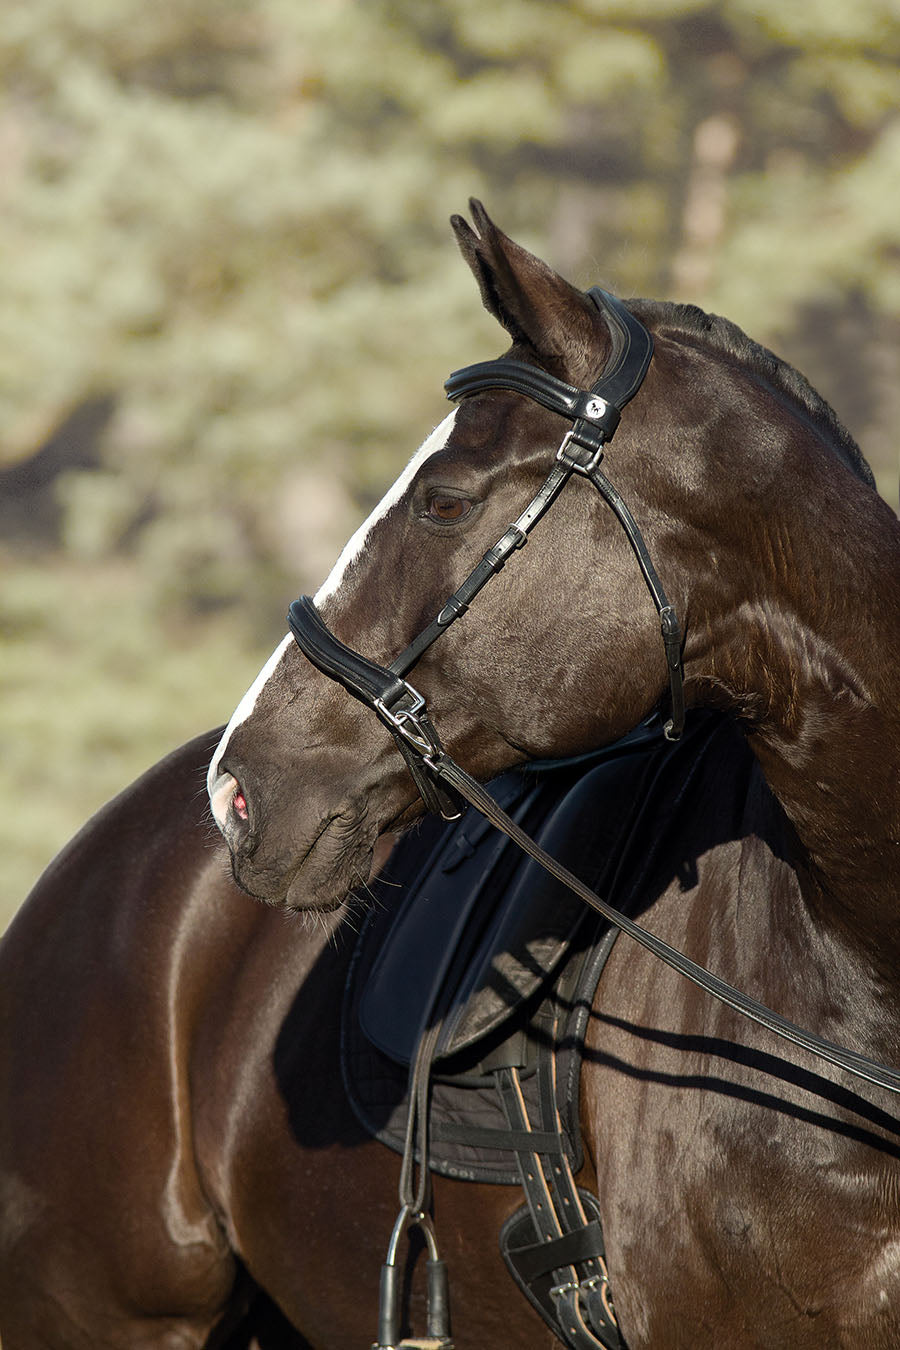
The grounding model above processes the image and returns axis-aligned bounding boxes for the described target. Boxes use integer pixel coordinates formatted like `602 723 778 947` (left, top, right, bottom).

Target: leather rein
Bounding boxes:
287 289 900 1102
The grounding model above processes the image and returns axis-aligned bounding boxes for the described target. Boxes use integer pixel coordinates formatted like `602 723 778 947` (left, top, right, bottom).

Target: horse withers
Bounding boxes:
2 201 899 1348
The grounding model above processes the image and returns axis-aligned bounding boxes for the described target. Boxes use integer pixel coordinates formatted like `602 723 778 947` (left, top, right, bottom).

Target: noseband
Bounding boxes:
285 291 900 1103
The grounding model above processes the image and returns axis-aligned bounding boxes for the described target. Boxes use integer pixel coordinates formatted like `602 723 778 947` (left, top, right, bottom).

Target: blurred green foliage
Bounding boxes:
2 0 898 927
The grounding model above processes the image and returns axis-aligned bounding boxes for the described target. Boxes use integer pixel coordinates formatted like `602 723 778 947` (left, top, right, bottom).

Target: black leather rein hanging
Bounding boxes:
286 289 900 1100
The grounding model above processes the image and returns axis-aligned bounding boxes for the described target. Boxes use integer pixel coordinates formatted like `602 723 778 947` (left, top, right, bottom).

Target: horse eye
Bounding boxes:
426 494 472 523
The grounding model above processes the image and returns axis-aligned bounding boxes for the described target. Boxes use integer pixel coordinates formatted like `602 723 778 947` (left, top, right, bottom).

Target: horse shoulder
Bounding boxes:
0 729 269 1345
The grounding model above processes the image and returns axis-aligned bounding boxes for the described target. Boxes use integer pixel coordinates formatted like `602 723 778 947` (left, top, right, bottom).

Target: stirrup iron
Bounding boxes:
372 1205 453 1350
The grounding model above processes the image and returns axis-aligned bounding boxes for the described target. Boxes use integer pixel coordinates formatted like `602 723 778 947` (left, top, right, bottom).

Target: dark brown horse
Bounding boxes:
2 202 899 1348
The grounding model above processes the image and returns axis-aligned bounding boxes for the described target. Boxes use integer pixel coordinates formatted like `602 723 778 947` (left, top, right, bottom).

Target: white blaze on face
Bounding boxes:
207 634 293 805
315 408 457 605
207 409 457 820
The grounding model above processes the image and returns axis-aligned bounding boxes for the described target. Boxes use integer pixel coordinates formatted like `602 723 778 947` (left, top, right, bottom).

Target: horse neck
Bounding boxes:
693 485 900 960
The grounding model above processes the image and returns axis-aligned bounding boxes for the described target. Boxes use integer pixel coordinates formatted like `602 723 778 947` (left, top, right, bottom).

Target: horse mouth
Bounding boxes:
296 810 345 877
293 807 379 910
227 801 378 913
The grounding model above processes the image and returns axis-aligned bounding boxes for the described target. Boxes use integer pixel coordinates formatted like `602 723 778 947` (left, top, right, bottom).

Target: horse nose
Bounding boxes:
208 769 250 836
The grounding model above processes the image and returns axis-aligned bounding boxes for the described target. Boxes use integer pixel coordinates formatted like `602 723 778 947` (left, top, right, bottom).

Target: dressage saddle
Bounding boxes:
343 716 708 1349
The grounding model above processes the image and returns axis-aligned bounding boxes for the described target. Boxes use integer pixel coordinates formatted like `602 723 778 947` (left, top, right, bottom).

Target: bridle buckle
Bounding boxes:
556 427 605 477
374 690 440 758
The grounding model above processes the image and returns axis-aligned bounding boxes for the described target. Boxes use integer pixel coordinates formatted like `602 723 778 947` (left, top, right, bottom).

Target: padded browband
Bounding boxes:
444 288 653 430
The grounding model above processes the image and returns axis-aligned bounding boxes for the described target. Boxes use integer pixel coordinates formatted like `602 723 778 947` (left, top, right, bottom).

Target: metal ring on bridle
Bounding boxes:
373 693 440 758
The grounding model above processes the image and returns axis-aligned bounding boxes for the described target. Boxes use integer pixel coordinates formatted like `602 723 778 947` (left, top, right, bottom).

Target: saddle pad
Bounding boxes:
343 907 611 1184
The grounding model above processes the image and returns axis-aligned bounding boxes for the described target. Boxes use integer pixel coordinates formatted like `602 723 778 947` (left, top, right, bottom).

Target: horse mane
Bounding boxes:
630 299 876 489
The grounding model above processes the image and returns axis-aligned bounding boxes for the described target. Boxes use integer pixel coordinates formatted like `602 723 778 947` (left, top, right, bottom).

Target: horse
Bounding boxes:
1 199 898 1349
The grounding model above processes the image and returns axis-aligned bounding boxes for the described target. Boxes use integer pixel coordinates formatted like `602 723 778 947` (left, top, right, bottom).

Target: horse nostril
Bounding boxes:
209 770 250 834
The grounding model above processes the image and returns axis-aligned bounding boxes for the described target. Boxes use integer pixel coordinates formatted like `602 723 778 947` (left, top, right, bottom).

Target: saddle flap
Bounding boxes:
359 769 542 1065
359 729 660 1066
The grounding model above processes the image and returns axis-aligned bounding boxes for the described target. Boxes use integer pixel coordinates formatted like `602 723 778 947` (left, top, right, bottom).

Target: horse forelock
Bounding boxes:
630 299 875 489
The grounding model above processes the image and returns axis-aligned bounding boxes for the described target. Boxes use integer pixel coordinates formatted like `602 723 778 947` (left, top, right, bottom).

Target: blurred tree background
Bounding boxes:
2 0 898 927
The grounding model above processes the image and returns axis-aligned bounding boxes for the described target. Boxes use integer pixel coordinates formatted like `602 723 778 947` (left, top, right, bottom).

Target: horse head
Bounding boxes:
208 200 896 921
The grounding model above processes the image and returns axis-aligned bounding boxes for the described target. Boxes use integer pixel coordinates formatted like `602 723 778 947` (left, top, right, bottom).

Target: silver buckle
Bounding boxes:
374 689 438 757
556 428 605 476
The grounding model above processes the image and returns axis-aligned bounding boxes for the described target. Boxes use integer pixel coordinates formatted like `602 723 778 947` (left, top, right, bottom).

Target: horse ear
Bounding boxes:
450 199 607 383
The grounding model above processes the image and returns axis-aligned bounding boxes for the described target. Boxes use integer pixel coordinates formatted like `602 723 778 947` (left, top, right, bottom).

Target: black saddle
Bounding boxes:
339 712 750 1349
342 720 664 1183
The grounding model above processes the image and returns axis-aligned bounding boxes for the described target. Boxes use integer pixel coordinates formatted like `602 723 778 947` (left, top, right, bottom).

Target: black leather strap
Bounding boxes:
393 724 464 821
494 1062 622 1350
431 1123 565 1155
585 288 654 410
389 461 573 678
510 1220 610 1286
288 596 464 820
444 360 622 443
444 288 652 425
586 467 684 741
288 595 408 710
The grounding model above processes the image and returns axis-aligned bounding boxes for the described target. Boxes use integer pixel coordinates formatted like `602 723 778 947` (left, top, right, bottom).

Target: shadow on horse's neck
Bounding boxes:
586 1014 900 1161
691 475 900 965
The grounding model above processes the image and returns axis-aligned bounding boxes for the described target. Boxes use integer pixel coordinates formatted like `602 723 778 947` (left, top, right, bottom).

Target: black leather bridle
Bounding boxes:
291 288 683 753
286 290 900 1102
